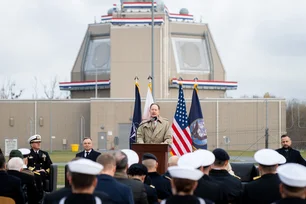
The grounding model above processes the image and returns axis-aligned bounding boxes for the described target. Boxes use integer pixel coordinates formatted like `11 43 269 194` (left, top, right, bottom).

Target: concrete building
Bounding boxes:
0 1 286 154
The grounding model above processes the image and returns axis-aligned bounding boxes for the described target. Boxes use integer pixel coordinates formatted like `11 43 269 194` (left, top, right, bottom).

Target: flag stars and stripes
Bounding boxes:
170 84 192 156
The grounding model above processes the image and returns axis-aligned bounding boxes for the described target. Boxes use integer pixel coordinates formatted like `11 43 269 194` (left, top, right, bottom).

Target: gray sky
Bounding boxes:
0 0 306 99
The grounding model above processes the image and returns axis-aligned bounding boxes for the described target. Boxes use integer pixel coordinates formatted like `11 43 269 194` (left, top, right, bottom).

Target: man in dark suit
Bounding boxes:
243 149 286 204
210 148 242 204
95 152 134 204
7 157 40 204
114 150 148 204
276 134 306 166
0 154 25 204
76 137 101 162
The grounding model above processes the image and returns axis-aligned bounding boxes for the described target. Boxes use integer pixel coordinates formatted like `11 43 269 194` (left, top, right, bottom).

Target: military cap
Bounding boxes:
18 148 31 157
213 148 230 161
193 149 215 167
178 152 203 168
254 149 286 166
277 163 306 187
128 163 148 176
142 153 157 161
9 150 23 159
68 158 103 175
28 134 42 144
168 166 203 181
121 149 139 167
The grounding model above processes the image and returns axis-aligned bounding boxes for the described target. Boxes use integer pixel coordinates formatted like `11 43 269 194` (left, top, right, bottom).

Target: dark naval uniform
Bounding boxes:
148 172 172 200
144 183 158 204
194 174 225 203
27 149 52 192
59 193 113 204
242 173 281 204
7 170 40 204
209 169 242 203
161 195 214 204
272 198 306 204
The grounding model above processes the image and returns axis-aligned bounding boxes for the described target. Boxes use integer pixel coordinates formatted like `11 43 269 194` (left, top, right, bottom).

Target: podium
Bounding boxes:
131 144 170 174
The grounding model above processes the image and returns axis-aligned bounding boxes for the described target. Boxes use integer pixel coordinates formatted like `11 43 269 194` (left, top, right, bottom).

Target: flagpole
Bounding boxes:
151 0 155 99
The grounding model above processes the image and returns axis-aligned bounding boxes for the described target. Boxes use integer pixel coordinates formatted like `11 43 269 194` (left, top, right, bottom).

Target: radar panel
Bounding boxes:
84 39 111 75
172 38 210 73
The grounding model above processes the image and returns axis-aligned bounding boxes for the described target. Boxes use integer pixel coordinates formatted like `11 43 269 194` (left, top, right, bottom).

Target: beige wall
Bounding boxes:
90 98 286 151
0 100 90 152
0 98 285 152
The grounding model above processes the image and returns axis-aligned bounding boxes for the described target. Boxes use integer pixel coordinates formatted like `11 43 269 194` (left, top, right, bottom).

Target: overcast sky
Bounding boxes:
0 0 306 100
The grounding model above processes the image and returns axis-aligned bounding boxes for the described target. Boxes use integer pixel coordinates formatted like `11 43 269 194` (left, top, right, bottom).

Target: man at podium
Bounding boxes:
137 103 172 144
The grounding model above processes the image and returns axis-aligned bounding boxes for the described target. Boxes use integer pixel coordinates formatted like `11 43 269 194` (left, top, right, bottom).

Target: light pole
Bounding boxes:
151 0 154 99
95 63 98 98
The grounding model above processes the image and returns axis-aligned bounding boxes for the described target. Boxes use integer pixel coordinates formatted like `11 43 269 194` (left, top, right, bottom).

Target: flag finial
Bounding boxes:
134 76 139 83
193 77 198 90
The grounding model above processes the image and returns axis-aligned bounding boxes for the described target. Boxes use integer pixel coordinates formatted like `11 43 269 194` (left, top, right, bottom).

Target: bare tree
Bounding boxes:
0 80 23 99
42 76 60 99
32 76 39 99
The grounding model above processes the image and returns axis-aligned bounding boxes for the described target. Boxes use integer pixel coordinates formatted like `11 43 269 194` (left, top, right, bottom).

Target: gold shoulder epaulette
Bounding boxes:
34 172 41 175
28 167 35 171
253 176 261 180
164 176 171 180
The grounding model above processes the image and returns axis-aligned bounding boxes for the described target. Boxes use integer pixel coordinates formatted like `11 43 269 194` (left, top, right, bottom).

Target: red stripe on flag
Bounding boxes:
171 124 184 155
171 122 191 155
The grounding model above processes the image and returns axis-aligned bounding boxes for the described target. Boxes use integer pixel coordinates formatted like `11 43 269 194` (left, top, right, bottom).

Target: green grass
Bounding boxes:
48 151 76 163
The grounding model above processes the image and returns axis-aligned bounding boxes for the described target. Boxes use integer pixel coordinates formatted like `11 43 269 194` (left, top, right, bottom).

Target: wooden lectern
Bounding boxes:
131 144 170 174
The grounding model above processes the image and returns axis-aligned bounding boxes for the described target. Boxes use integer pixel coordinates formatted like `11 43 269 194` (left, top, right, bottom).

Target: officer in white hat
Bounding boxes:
27 134 53 193
160 164 213 204
181 150 225 203
243 148 286 204
272 163 306 204
59 158 105 204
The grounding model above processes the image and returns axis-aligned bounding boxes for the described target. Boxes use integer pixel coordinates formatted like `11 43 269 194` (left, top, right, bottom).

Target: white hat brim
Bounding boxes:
168 166 203 180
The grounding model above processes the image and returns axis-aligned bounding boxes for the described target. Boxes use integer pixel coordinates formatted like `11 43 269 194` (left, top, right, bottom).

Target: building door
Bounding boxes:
98 132 107 150
117 123 132 149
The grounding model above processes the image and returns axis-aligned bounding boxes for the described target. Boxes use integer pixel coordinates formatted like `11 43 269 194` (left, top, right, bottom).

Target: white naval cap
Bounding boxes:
254 149 286 165
277 163 306 187
68 158 103 175
177 152 203 169
168 166 203 181
121 149 139 167
28 134 42 144
178 150 215 169
18 148 31 156
193 149 215 167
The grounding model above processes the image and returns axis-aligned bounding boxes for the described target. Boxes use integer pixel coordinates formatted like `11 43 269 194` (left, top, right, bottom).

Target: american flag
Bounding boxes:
171 84 192 156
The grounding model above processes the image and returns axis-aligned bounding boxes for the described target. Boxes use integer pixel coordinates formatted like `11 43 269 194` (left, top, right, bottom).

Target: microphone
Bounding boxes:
150 116 158 122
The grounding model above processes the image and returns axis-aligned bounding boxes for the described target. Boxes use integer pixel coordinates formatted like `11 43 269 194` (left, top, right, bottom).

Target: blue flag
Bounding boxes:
130 82 142 147
188 85 207 149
